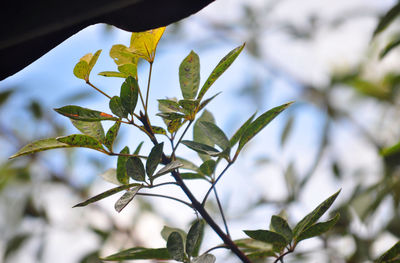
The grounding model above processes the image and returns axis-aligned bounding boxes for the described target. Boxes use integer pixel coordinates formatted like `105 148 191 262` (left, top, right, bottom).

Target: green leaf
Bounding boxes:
296 213 340 242
73 60 90 80
104 122 121 152
235 238 273 251
186 220 204 256
55 105 117 121
270 215 293 244
377 241 400 263
98 168 120 185
117 146 130 184
167 119 183 134
381 141 400 157
120 76 139 115
110 44 137 66
280 114 294 147
293 190 341 239
0 90 13 106
380 34 400 59
373 2 400 37
198 121 230 153
156 112 185 120
158 99 182 112
109 96 128 118
4 234 30 260
88 50 101 72
102 247 171 261
126 157 146 182
56 134 104 151
244 230 287 251
193 110 215 161
193 254 216 263
179 99 199 115
73 184 138 207
230 113 256 147
180 173 206 180
134 142 144 154
199 160 216 176
146 143 163 178
246 251 276 260
167 232 185 262
71 120 105 143
155 161 184 177
98 71 128 78
9 138 73 159
197 43 245 101
175 157 200 172
114 186 142 213
151 126 167 135
181 141 220 156
118 63 137 78
238 102 293 153
179 51 200 99
161 226 187 242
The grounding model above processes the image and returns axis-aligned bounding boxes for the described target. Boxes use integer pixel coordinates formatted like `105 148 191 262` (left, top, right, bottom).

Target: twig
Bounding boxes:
86 81 112 99
136 192 193 208
213 187 231 237
203 244 229 254
171 120 193 158
108 152 147 159
202 162 233 206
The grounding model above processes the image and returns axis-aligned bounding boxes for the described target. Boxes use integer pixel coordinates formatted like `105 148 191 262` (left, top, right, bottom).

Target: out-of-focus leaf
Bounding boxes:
373 2 400 37
194 110 215 161
146 143 163 178
0 90 13 106
180 173 206 180
57 134 104 151
104 121 121 152
71 119 105 143
155 161 184 177
120 76 139 115
296 213 340 242
293 190 341 239
197 43 245 101
117 146 130 184
235 238 273 251
102 247 171 261
186 220 204 256
244 230 287 251
79 251 102 263
126 157 146 182
193 254 216 263
73 184 139 207
179 51 200 99
377 241 400 263
5 234 30 260
380 34 400 59
381 142 400 157
134 142 144 155
198 121 230 153
199 160 216 176
238 102 293 153
98 168 120 185
246 251 276 260
280 115 294 147
346 78 390 101
109 96 128 118
157 112 185 120
55 105 117 121
229 113 256 148
114 186 142 213
10 138 73 159
181 141 220 156
270 215 293 244
161 226 187 242
128 27 166 62
167 232 185 262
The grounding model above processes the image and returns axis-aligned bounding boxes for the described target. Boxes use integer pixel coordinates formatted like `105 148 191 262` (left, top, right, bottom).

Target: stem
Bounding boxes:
149 182 179 188
203 244 229 254
171 120 193 158
136 192 193 208
202 162 233 206
213 187 231 237
109 152 147 159
86 81 112 99
145 62 153 115
273 247 295 263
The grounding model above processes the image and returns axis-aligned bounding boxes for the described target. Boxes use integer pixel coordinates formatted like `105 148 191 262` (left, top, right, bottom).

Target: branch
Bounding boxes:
202 162 232 206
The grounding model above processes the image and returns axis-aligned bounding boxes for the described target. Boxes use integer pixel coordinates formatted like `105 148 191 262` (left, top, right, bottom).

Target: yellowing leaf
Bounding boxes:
73 50 102 81
128 27 166 62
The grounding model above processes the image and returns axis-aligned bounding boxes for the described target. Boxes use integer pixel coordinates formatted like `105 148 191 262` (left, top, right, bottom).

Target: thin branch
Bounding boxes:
136 192 193 208
213 187 230 237
273 247 294 263
203 244 229 254
108 152 147 159
86 81 112 99
202 162 233 206
171 120 193 158
149 181 179 188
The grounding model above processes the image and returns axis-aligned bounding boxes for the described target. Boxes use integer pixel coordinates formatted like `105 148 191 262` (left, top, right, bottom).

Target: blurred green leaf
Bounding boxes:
270 215 293 244
377 241 400 263
296 213 340 242
293 190 341 239
244 230 287 251
98 168 120 185
180 51 200 99
71 119 105 143
176 157 200 172
156 112 185 120
186 220 204 257
102 247 171 261
193 254 216 263
109 96 128 118
373 2 400 37
104 121 121 152
114 186 142 212
0 90 13 106
380 34 400 59
120 76 139 115
194 110 215 161
181 141 220 156
73 184 139 207
5 234 30 260
198 121 230 154
126 157 146 182
117 146 130 184
146 143 163 178
280 114 294 147
238 102 293 153
10 138 73 159
346 78 390 101
167 232 185 262
199 160 216 176
197 43 245 101
55 105 117 121
161 226 187 242
180 173 206 180
57 134 104 151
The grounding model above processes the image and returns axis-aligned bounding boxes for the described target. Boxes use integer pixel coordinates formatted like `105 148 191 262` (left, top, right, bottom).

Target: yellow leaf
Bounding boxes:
128 27 166 63
73 50 102 81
